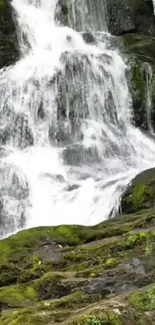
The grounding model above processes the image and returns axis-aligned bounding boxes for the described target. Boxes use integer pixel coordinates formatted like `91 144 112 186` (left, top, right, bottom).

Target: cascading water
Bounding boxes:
153 0 155 13
0 0 155 238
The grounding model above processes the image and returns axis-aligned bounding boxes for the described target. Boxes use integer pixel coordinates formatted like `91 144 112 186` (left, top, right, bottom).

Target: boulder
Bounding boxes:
0 0 18 69
105 0 155 36
121 167 155 213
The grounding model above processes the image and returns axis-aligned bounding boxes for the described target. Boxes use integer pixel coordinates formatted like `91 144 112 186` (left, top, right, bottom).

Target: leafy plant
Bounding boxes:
85 316 103 325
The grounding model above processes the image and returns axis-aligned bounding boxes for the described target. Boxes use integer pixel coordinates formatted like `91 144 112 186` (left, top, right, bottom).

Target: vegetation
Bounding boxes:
0 169 155 323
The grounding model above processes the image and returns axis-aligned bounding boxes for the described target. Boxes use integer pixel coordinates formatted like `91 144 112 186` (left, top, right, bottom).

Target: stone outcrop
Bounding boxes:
106 0 155 36
121 167 155 213
0 0 18 69
121 34 155 132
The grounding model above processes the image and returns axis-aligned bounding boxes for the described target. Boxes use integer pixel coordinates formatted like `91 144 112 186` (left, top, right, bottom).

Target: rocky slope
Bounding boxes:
0 168 155 324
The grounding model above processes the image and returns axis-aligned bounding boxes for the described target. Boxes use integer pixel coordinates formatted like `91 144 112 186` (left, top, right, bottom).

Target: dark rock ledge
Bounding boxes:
0 0 18 69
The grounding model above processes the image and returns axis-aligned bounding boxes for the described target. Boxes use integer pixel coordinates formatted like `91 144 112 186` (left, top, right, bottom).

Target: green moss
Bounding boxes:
129 60 148 130
62 231 145 270
121 35 155 133
0 270 89 309
0 209 155 290
83 316 104 325
0 283 37 307
0 209 153 287
125 184 147 211
1 186 155 324
124 231 148 249
132 62 145 93
129 284 155 311
121 34 155 63
0 0 6 9
122 169 155 213
145 237 155 256
77 314 120 325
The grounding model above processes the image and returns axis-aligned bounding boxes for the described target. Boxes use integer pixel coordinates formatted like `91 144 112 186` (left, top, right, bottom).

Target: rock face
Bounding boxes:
0 0 18 69
121 34 155 132
105 0 155 36
57 0 155 36
56 0 107 31
1 175 155 324
56 0 155 134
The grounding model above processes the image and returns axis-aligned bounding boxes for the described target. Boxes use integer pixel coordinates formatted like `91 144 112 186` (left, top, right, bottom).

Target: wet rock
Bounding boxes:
121 33 155 64
56 0 107 31
0 163 29 237
0 112 34 148
57 0 155 37
106 0 155 36
82 277 137 296
52 50 121 154
82 32 96 44
48 118 83 146
121 34 155 133
40 173 65 183
0 1 18 69
56 53 91 121
63 144 101 166
67 184 80 191
0 164 29 200
121 258 146 276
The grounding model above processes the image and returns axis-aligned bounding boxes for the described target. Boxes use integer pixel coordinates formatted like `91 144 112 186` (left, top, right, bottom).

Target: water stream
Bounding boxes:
0 0 155 237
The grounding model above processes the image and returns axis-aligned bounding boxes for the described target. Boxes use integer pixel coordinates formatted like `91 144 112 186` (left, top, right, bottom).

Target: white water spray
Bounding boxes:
0 0 155 237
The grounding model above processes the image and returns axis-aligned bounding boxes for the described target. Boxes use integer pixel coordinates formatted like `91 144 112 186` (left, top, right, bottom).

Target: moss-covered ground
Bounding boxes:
0 169 155 324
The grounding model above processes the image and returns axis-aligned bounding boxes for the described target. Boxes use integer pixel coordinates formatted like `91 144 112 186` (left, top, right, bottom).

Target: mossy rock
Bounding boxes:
121 34 155 63
1 283 155 324
121 168 155 214
120 33 155 132
1 206 155 287
1 169 155 323
1 204 155 323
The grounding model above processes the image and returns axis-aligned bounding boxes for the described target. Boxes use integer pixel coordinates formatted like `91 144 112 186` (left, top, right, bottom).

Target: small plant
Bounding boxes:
85 316 103 325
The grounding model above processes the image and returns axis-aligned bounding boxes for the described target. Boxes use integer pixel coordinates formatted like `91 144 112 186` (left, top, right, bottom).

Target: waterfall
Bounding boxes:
0 0 155 238
153 0 155 13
